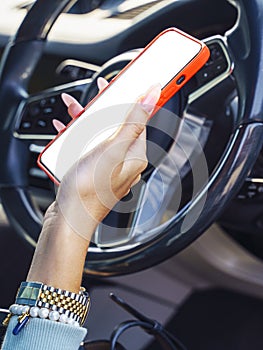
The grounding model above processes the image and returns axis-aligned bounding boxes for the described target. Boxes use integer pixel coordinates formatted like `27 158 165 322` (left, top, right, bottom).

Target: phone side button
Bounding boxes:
176 75 186 85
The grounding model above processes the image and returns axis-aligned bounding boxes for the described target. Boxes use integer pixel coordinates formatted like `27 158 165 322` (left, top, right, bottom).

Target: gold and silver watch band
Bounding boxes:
15 281 90 326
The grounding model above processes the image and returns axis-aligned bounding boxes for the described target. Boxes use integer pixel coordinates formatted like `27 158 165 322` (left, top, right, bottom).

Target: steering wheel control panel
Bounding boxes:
196 43 229 84
189 37 232 103
14 90 82 139
237 150 263 201
238 179 263 200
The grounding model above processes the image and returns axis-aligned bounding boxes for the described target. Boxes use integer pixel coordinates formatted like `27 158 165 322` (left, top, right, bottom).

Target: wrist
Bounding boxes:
26 201 95 293
44 200 98 241
53 188 104 242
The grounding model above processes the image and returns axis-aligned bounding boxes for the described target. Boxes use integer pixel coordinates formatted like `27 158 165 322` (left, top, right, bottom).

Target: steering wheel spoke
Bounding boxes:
188 35 234 103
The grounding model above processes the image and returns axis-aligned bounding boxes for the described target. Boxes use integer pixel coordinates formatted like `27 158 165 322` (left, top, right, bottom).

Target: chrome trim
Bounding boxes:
14 131 54 140
246 177 263 184
56 59 101 76
188 35 234 104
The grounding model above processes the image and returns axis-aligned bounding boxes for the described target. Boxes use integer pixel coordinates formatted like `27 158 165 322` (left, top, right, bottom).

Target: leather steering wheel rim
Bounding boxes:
0 0 263 276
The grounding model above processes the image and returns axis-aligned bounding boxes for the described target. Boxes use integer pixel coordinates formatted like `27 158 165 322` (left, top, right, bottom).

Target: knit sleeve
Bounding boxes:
1 316 87 350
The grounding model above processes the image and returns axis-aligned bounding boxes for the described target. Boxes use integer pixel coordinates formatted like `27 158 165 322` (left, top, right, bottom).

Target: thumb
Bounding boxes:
113 84 161 153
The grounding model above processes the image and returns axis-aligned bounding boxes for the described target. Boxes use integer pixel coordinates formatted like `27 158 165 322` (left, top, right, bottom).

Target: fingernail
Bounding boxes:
52 119 65 132
61 93 78 107
97 77 108 91
140 84 161 114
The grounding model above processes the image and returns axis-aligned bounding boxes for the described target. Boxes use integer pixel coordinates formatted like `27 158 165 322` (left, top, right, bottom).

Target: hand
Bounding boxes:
55 82 161 240
27 80 161 292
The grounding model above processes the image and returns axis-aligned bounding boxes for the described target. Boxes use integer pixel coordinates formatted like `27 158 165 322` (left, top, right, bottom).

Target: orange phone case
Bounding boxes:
38 28 210 184
147 29 209 113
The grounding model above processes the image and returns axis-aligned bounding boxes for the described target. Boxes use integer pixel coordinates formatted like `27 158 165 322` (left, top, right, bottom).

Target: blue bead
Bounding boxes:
12 316 30 335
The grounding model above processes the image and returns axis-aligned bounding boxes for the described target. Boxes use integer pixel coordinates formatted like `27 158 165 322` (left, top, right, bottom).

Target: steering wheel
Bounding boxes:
0 0 263 276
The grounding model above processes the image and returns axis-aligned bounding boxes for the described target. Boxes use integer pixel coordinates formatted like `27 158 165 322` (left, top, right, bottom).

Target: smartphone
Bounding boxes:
38 28 210 184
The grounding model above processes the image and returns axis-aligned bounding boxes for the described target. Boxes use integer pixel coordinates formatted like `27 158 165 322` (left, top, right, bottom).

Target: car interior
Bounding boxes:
0 0 263 349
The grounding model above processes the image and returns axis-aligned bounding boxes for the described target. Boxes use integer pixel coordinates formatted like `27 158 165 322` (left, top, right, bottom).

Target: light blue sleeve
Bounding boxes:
1 316 87 350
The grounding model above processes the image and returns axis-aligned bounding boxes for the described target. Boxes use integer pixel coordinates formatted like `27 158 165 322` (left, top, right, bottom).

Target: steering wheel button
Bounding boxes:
210 46 221 61
215 59 227 73
49 97 56 104
37 120 47 128
29 105 40 117
43 107 53 115
39 99 47 108
29 168 48 179
248 183 257 190
21 121 32 129
196 68 212 84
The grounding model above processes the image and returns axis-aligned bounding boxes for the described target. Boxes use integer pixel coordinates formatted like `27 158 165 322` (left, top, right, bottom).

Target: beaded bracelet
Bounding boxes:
5 303 81 334
11 304 80 325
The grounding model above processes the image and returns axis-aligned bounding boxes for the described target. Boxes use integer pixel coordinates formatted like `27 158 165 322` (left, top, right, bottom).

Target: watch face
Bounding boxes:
16 282 42 306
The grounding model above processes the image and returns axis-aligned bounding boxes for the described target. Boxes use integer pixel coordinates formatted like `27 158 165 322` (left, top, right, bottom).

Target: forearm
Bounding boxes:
2 202 92 349
26 201 96 293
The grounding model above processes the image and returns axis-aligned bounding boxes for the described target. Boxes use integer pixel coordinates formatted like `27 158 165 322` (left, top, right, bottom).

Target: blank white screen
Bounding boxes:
40 29 201 182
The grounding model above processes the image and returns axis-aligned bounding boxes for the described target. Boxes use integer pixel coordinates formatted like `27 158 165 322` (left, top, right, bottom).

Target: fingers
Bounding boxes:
113 84 161 156
61 77 108 120
61 93 83 118
52 119 65 132
122 174 142 197
120 129 148 182
97 77 108 92
54 93 83 132
56 78 108 133
139 83 162 114
131 174 142 187
61 93 78 106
